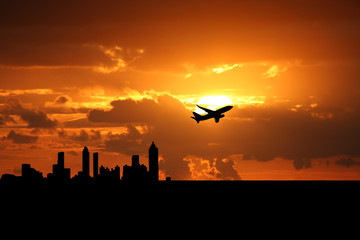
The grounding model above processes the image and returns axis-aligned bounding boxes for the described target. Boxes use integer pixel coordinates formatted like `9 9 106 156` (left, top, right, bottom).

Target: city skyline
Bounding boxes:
0 141 164 184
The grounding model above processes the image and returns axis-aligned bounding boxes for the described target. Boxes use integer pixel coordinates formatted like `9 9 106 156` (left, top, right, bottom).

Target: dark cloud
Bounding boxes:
0 98 57 128
54 95 69 105
88 94 191 127
58 129 101 142
293 159 312 170
88 94 360 178
2 0 359 27
89 95 213 179
1 1 360 69
105 125 143 156
215 159 242 180
335 158 360 168
2 130 38 144
0 113 14 126
62 117 125 128
89 98 162 124
43 95 89 114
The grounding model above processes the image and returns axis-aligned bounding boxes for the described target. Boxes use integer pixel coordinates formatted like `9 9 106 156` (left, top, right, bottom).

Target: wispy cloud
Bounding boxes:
263 65 287 78
0 89 54 97
93 45 144 74
212 63 242 74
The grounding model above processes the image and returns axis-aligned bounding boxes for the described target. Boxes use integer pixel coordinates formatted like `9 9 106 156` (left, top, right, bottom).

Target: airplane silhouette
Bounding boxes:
191 105 233 123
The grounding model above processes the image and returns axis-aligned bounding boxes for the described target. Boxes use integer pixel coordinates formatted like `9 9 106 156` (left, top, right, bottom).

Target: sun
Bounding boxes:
195 96 233 114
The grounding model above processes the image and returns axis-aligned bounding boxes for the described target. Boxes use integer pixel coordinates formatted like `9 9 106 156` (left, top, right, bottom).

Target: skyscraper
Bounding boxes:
82 146 90 177
149 141 158 182
58 152 64 169
53 152 65 179
93 152 98 178
48 151 70 183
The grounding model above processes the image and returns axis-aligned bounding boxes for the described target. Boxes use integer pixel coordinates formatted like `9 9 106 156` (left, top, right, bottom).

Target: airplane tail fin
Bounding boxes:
191 112 201 123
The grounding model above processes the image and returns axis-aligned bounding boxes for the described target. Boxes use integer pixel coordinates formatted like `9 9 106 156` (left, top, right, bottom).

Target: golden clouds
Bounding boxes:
94 45 145 74
263 65 287 78
0 89 54 97
212 63 242 74
184 156 241 180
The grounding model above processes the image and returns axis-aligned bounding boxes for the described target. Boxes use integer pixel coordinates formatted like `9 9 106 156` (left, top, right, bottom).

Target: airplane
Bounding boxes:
191 105 233 123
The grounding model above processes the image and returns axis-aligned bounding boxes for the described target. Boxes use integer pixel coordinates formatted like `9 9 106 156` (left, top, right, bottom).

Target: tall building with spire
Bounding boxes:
149 141 158 182
82 146 90 177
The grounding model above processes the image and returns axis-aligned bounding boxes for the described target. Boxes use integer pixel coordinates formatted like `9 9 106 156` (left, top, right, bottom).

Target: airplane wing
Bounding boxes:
216 105 233 114
197 105 215 113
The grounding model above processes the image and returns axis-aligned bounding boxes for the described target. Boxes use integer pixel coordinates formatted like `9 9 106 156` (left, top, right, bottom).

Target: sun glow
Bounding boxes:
195 96 233 114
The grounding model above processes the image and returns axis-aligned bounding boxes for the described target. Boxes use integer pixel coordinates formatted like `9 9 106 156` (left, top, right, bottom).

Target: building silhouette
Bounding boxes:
98 165 120 184
149 141 159 182
82 146 90 177
93 152 99 179
121 142 159 183
122 155 148 182
47 152 71 183
21 163 43 184
0 141 164 185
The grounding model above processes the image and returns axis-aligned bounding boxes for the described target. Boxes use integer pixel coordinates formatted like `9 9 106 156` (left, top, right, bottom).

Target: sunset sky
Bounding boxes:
1 0 360 180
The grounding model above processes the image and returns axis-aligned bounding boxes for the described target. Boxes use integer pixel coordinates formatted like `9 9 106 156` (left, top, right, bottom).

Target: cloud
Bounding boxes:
0 42 111 68
0 89 54 97
2 130 38 144
180 156 242 180
293 158 312 170
58 129 101 142
44 95 89 114
86 92 360 179
93 45 144 74
88 94 187 124
0 113 14 126
335 158 360 167
230 103 360 162
212 64 242 74
88 94 206 179
0 98 57 129
54 95 69 105
105 125 143 155
183 156 217 180
1 0 360 72
215 158 242 180
263 65 287 78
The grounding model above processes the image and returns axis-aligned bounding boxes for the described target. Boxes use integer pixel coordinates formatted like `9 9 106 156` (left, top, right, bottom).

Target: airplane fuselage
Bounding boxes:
191 105 233 123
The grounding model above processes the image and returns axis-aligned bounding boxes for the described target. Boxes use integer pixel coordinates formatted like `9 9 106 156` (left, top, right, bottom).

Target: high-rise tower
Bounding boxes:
58 152 64 169
82 146 90 177
93 152 98 178
149 141 158 182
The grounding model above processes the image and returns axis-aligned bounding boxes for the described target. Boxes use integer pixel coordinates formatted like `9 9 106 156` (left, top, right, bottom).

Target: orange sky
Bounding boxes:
1 0 360 180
